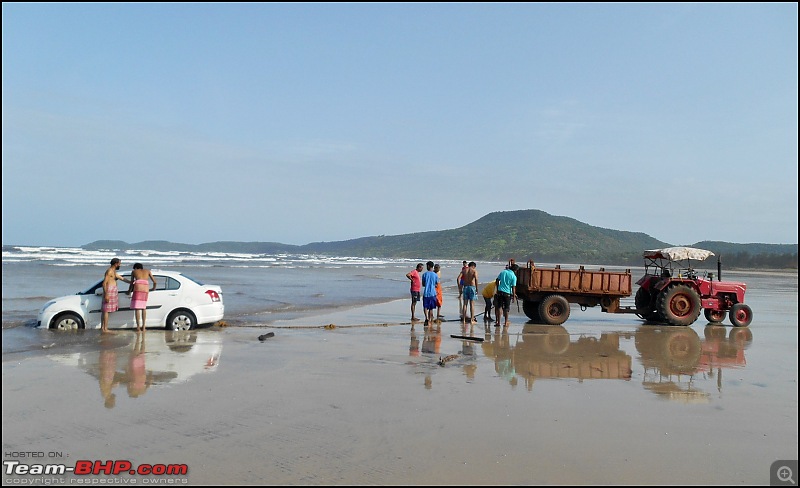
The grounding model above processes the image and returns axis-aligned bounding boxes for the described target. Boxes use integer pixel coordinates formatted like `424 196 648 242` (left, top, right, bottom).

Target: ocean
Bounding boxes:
1 245 511 329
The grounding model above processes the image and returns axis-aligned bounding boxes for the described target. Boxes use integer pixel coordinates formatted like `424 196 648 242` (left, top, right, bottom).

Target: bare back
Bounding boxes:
131 268 157 290
464 268 478 288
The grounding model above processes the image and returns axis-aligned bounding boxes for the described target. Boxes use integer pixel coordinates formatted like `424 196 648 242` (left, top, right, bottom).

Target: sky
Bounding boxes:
2 3 797 248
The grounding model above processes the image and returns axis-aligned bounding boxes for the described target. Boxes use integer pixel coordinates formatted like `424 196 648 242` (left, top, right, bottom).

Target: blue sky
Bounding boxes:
2 3 797 247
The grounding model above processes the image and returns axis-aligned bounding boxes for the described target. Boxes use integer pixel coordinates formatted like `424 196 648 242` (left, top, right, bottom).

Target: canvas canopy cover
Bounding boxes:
642 247 715 262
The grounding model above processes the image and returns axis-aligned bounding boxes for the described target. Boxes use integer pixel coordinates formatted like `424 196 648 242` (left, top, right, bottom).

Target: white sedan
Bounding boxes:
38 270 224 331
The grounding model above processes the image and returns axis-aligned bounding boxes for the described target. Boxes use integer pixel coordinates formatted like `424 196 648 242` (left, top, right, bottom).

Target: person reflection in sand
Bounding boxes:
409 327 420 357
482 327 516 387
126 332 152 398
99 346 120 408
421 327 441 355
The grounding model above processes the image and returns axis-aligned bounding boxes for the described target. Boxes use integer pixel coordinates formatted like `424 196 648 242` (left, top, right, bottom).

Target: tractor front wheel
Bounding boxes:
704 308 727 324
729 303 753 327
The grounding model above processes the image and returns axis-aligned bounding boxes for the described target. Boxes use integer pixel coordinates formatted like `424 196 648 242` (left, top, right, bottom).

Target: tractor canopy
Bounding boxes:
641 247 716 278
643 247 714 262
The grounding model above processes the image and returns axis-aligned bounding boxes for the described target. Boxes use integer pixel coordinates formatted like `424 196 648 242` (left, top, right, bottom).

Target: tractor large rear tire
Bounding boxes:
658 284 701 326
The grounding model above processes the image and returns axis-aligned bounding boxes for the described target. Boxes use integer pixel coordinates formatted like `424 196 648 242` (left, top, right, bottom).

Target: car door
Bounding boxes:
144 275 182 328
84 277 134 329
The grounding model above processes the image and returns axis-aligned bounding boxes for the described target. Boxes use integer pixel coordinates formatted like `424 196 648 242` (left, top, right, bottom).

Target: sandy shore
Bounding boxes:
3 296 798 485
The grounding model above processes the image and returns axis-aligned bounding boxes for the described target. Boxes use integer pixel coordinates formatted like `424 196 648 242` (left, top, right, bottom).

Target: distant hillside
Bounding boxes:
83 209 798 268
300 210 670 264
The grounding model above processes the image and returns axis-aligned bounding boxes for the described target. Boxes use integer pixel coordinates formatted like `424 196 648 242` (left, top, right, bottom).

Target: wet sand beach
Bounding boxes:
2 273 798 485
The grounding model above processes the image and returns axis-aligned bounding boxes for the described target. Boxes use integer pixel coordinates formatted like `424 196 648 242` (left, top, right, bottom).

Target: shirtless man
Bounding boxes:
461 262 479 324
101 258 131 333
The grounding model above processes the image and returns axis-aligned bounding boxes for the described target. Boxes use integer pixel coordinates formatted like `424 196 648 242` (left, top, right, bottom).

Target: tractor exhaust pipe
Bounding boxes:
717 255 722 282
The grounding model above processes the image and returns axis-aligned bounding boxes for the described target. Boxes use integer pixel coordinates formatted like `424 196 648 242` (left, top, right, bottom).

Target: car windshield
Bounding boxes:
181 274 205 286
78 273 131 295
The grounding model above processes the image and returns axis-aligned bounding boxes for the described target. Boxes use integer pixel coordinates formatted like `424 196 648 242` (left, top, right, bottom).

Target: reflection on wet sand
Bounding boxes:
636 326 753 403
484 325 633 391
475 323 752 399
50 330 223 408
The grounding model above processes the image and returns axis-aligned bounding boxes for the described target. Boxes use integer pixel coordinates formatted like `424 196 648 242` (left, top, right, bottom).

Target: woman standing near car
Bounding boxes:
129 263 157 331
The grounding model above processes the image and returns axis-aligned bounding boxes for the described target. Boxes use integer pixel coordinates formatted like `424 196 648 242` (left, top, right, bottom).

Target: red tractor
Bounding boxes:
633 247 753 327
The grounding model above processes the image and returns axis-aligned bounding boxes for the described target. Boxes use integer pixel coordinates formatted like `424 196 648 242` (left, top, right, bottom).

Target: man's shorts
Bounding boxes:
496 292 512 312
423 296 438 310
411 291 421 303
462 285 477 301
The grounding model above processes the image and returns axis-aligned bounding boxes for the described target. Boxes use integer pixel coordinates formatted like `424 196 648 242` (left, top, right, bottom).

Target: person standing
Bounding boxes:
434 263 444 321
494 264 518 327
101 258 131 334
406 263 424 322
481 280 497 324
421 261 439 327
461 262 479 324
456 260 468 318
129 263 157 331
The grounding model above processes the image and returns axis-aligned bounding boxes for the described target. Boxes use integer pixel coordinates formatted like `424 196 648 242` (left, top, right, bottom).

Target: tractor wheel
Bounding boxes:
657 284 702 326
538 295 571 326
635 287 662 322
704 309 727 324
729 303 753 328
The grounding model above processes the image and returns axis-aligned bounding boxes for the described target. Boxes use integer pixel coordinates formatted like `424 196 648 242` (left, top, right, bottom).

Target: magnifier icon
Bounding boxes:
777 466 796 484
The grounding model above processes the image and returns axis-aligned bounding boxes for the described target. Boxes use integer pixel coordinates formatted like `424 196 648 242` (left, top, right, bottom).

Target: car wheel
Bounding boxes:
50 313 84 330
166 310 196 331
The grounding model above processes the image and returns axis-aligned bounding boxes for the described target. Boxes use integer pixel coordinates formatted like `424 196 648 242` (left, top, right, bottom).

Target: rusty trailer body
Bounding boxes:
515 261 633 325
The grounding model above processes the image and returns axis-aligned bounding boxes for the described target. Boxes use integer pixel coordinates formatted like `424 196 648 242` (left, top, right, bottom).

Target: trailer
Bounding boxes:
514 261 634 325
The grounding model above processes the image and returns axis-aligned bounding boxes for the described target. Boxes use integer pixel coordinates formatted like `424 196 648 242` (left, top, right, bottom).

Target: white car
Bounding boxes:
37 270 224 331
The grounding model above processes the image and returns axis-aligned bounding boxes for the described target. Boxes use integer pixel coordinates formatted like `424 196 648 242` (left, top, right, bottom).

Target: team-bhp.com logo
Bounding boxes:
4 460 188 484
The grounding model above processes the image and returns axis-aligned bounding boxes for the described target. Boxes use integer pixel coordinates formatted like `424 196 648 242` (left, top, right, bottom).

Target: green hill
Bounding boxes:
83 209 798 268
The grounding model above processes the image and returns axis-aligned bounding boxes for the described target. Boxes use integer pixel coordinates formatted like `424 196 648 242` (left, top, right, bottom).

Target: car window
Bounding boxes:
153 276 181 291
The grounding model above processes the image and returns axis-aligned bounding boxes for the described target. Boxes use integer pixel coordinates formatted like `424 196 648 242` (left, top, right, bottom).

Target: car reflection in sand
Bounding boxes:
480 324 751 401
48 330 222 408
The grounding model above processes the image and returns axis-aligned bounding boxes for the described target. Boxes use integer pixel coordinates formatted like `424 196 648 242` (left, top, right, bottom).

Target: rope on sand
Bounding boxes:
229 321 412 330
221 311 489 330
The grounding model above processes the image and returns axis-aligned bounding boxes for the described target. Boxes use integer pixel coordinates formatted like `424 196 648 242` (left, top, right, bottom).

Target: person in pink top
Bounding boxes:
128 263 157 331
406 263 424 322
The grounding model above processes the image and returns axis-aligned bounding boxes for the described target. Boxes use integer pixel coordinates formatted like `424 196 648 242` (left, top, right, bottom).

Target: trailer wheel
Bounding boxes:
538 295 571 325
657 284 701 326
703 309 727 324
522 300 541 322
729 303 753 327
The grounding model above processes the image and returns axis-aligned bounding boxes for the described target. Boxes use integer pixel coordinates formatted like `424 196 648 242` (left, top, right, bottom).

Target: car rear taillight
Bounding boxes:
205 290 221 302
